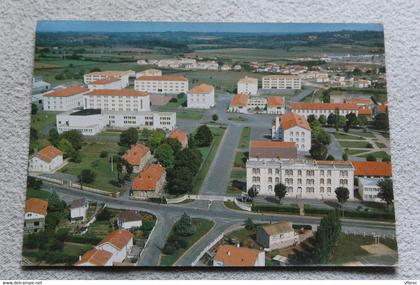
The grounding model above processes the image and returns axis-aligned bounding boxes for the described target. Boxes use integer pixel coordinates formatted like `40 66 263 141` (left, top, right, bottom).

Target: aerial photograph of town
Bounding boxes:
23 21 396 267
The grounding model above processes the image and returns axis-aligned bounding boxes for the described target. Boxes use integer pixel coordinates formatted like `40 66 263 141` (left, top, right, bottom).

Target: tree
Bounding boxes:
313 210 342 264
174 213 196 237
326 154 335 161
58 138 75 159
48 128 60 147
307 114 317 124
60 130 83 150
342 153 348 161
338 115 347 128
154 143 175 169
356 115 368 127
327 113 337 126
310 142 328 160
119 127 138 147
247 187 258 199
382 154 391 162
31 103 38 115
148 129 166 151
30 127 38 142
318 114 327 126
244 218 256 230
345 113 357 131
212 114 218 121
377 178 393 207
335 187 349 216
96 208 111 221
366 154 377 161
373 112 389 130
165 167 194 195
274 183 287 203
48 191 65 212
194 125 213 147
78 169 96 187
175 148 202 176
27 176 42 190
164 138 182 154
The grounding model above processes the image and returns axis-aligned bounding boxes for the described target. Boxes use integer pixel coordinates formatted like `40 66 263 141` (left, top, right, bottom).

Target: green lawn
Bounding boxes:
360 151 390 160
375 142 387 148
160 218 214 266
333 132 365 140
230 168 246 180
233 151 247 168
330 234 397 265
347 130 376 138
226 186 244 196
338 140 373 149
192 127 226 194
87 221 113 239
346 149 369 156
62 242 94 256
224 226 264 247
59 142 123 193
31 111 57 136
26 188 51 200
176 110 204 120
238 127 251 149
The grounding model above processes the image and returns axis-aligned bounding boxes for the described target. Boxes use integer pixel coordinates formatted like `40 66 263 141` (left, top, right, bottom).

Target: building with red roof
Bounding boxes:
131 164 166 200
187 83 215 109
24 198 48 233
43 85 88 111
266 96 286 114
213 245 265 267
168 129 188 149
87 77 125 90
122 144 151 173
83 70 131 87
228 94 249 113
28 145 64 173
134 75 189 94
290 102 359 119
272 112 312 151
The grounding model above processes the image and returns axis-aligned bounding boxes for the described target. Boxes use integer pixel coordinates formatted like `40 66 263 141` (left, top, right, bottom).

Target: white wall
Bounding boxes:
43 93 84 111
134 79 188 94
187 89 215 109
28 155 63 173
83 94 151 112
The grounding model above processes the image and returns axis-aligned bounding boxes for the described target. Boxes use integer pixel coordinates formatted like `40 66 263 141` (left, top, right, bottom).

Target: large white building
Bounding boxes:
266 96 285 115
237 76 258 95
290 102 359 118
187 83 215 109
43 86 88 111
56 109 176 136
358 177 384 203
262 75 302 90
228 94 249 113
134 75 188 94
83 89 151 112
28 145 64 173
83 70 130 87
87 78 125 90
246 159 355 200
272 112 312 152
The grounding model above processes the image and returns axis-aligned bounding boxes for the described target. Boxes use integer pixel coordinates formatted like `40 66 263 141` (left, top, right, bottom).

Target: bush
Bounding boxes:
96 208 111 221
292 224 313 230
162 243 177 255
252 203 300 214
100 151 108 158
66 233 102 245
169 98 178 103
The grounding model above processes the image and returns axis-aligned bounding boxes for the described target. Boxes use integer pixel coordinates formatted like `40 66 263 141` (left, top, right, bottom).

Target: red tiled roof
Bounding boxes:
75 248 113 266
85 89 148 97
85 70 130 77
377 102 388 113
290 102 359 111
267 96 285 107
88 77 120 85
25 198 48 216
358 105 373 116
214 245 261 266
98 229 133 250
44 86 88 97
351 161 392 177
230 94 248 107
249 140 297 159
168 129 188 145
122 144 150 166
136 75 188 81
280 112 310 130
132 164 166 192
36 145 63 162
189 83 214 94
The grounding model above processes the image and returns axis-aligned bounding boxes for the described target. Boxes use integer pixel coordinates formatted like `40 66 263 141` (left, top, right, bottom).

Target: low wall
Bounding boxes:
35 175 63 185
234 198 252 211
166 194 190 204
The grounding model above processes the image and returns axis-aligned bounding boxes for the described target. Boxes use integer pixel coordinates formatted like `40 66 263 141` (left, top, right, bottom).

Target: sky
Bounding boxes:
37 21 383 34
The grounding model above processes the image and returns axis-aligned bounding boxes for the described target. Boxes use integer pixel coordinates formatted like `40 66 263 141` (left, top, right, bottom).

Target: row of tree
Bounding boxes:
48 129 84 162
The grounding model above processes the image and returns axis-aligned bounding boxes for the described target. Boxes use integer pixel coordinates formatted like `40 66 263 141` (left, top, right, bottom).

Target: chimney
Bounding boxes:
236 243 240 248
227 251 231 256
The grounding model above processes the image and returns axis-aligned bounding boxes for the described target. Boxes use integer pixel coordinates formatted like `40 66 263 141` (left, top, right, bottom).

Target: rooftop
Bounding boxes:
189 83 214 94
230 94 249 107
280 112 310 130
290 102 359 111
267 96 285 107
122 144 150 166
117 210 142 223
75 248 113 266
136 75 188 81
88 77 121 85
85 89 148 97
70 198 86 209
70 109 101 116
351 161 392 177
238 76 258 84
249 140 297 159
25 198 48 216
132 164 166 192
262 75 302 79
44 86 88 97
85 70 130 77
36 145 63 162
98 229 133 250
168 129 188 145
214 245 261 266
261 222 294 236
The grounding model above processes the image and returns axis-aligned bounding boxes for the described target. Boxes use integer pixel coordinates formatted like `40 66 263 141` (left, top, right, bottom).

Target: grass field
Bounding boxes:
87 221 112 239
346 149 370 156
238 127 251 149
338 140 373 149
176 110 204 120
230 168 246 180
330 234 397 265
26 188 51 200
233 151 247 168
333 132 366 140
360 151 390 160
347 130 376 138
160 218 214 266
192 127 226 194
59 142 123 193
62 242 94 256
375 142 387 148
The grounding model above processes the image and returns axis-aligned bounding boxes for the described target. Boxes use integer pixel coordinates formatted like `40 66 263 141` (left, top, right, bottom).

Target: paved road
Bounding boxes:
328 134 345 160
42 182 397 267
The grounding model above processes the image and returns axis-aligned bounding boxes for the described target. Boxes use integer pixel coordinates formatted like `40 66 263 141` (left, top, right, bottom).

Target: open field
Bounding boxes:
333 132 366 140
59 142 123 193
160 218 214 266
192 127 226 194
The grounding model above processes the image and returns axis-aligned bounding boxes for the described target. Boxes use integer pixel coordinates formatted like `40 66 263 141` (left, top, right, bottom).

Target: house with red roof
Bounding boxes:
76 229 133 266
43 85 88 111
272 112 311 151
228 94 249 113
28 145 64 173
24 198 48 233
131 164 166 200
266 96 285 115
87 77 125 90
83 70 131 87
290 102 359 119
213 245 265 267
187 83 215 109
122 144 152 173
168 129 188 149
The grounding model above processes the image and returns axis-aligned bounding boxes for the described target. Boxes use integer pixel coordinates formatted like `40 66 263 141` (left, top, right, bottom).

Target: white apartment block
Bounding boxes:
83 89 151 112
290 102 359 119
358 177 384 203
136 69 162 77
246 159 354 200
56 109 176 136
266 96 285 115
135 75 188 94
87 77 125 90
262 75 302 90
83 70 130 87
247 96 267 111
187 83 215 109
237 76 258 95
43 86 88 111
272 113 311 152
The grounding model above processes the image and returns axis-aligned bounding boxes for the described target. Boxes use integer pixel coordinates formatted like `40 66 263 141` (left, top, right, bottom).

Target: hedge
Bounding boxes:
66 233 102 245
303 206 395 220
251 203 300 214
292 224 313 230
23 250 79 265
